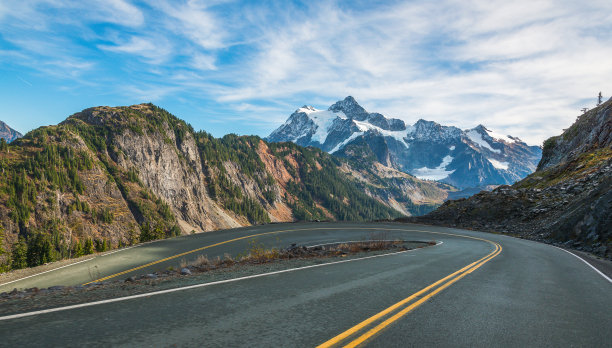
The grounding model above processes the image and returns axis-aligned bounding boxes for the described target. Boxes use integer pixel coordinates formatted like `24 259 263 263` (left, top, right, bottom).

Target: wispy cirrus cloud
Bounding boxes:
0 0 610 144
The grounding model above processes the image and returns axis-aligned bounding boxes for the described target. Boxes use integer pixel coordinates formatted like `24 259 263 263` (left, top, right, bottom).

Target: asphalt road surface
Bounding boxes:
0 222 610 347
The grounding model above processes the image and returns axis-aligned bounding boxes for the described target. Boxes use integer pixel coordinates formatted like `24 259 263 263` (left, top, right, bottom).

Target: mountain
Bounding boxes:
0 120 23 143
268 96 542 190
405 97 612 258
0 103 416 272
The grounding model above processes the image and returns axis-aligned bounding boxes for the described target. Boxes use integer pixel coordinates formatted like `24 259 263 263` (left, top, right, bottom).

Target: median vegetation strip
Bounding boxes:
0 238 435 317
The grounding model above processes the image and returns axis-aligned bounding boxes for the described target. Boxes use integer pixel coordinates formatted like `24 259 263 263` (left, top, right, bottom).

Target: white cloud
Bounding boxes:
1 0 611 144
99 36 173 64
210 0 612 145
152 0 227 50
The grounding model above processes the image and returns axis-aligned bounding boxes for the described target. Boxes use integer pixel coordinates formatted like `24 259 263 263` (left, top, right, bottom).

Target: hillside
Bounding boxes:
0 104 404 271
268 96 542 190
406 97 612 258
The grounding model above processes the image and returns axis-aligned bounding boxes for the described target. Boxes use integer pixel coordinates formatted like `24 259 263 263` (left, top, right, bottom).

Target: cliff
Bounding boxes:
406 97 612 258
0 103 405 271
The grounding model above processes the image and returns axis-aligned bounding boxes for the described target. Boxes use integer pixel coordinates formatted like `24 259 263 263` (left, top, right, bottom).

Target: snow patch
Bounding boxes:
485 128 515 143
353 120 414 145
330 132 364 153
412 155 455 181
487 158 509 170
306 109 347 144
466 130 501 153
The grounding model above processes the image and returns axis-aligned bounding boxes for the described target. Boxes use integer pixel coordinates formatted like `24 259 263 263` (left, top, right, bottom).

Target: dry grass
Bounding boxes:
177 237 417 272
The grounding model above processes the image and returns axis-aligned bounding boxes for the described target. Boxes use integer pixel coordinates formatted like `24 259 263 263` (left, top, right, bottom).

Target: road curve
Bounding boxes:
0 222 610 347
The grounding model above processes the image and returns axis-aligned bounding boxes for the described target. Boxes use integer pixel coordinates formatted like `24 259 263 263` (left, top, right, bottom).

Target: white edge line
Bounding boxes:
552 245 612 283
0 258 93 288
0 244 143 288
306 240 434 249
0 241 443 321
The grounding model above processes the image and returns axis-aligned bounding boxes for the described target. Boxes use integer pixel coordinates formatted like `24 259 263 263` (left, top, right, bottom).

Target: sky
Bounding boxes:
0 0 610 145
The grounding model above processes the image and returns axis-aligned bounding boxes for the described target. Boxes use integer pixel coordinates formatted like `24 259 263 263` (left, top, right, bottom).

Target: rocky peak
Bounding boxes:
328 96 369 121
298 105 317 113
366 113 406 131
413 119 461 142
473 124 488 134
0 120 23 143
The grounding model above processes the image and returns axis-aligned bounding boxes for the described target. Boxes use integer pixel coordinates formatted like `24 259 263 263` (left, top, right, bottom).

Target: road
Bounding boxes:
0 222 610 347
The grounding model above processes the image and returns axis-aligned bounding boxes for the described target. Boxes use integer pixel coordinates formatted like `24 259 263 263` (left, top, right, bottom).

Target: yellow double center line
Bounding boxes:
317 241 502 348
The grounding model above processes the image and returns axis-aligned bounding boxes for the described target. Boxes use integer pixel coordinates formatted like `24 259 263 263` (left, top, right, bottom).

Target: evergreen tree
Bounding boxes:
84 238 94 255
74 240 84 257
11 238 28 269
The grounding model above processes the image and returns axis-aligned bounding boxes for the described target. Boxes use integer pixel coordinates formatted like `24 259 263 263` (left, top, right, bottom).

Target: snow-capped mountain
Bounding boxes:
267 96 542 189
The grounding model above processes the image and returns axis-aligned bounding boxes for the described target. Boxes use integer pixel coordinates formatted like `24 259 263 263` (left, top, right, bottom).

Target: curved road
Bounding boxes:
0 222 610 347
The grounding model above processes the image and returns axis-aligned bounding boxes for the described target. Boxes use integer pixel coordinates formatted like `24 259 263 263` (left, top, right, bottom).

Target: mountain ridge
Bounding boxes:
0 103 450 272
267 96 542 190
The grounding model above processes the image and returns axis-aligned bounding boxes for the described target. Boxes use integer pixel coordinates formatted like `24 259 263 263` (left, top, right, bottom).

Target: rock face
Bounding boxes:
268 96 542 190
408 98 612 258
0 103 403 271
0 120 22 143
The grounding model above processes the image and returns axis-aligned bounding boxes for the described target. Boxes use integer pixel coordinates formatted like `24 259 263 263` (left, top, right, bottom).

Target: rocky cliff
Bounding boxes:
0 121 22 143
406 97 612 258
0 104 407 271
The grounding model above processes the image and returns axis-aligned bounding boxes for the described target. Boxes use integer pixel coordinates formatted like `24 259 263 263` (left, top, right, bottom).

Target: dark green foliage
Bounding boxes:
195 132 266 177
84 238 94 255
224 196 271 224
10 238 27 269
26 233 55 267
94 239 111 252
96 207 114 224
126 168 140 183
68 196 90 215
1 141 93 226
139 223 181 242
5 169 35 225
263 189 276 204
73 241 84 257
270 142 401 221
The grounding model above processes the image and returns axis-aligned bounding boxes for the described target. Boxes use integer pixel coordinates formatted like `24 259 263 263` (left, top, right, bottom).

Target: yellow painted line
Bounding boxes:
343 244 502 348
316 243 500 348
316 241 502 348
83 229 292 285
83 226 494 285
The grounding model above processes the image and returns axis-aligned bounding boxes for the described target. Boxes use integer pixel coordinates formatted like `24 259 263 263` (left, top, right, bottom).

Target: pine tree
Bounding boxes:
11 238 28 269
598 92 603 106
84 238 94 255
74 240 84 257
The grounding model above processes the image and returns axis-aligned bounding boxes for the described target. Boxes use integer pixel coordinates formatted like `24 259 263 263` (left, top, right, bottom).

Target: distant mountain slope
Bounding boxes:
0 104 404 272
407 97 612 258
268 96 542 190
0 120 23 143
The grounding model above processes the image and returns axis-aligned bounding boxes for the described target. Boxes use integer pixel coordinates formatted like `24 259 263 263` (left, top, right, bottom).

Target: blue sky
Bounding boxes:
0 0 610 145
